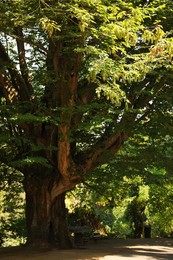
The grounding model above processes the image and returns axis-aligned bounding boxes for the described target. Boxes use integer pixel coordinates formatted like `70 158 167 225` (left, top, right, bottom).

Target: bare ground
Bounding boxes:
0 238 173 260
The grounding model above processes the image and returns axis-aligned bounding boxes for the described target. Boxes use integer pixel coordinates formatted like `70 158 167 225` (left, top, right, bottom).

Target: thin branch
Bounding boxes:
15 27 33 95
6 31 48 54
82 180 114 205
0 41 32 101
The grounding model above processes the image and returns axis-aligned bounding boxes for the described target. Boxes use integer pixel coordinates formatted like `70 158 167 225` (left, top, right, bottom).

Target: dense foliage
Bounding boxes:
0 166 25 246
67 132 173 239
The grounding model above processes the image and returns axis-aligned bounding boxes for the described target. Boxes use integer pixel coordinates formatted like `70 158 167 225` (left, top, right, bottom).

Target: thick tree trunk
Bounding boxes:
23 175 73 249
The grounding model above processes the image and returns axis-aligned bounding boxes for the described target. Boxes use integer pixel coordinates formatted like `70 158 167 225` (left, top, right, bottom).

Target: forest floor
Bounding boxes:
0 238 173 260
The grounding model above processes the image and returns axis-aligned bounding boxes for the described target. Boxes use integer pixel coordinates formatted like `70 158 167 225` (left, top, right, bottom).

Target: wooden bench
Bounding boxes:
69 226 102 247
92 232 101 243
69 225 92 247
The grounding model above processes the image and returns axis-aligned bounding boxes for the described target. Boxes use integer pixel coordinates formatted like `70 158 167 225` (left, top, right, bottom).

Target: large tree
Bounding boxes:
0 0 173 248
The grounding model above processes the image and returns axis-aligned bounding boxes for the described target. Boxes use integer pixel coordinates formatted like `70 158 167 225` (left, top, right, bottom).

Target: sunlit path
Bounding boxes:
1 238 173 260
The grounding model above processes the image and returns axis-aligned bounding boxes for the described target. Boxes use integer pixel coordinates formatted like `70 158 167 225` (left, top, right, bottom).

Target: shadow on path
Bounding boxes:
0 238 173 259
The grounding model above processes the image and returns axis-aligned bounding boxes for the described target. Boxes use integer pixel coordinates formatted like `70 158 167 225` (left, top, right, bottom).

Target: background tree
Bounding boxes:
0 0 173 248
67 130 173 239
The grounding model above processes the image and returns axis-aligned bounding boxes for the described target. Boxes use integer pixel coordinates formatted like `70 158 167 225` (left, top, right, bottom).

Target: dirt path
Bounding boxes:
0 238 173 260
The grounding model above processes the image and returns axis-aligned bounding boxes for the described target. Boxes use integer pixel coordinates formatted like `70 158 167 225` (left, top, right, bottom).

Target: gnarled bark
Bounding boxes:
23 173 73 248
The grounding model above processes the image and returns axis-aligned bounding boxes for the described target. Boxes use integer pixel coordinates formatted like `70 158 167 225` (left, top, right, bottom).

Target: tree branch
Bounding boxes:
3 30 48 54
15 27 33 96
82 131 128 171
0 41 32 101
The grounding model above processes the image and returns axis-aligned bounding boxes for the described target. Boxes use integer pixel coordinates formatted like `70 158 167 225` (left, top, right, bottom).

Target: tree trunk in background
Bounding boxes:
50 193 72 248
23 174 73 248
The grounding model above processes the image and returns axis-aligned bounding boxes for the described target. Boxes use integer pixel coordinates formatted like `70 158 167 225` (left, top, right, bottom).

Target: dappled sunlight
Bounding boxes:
1 239 173 260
